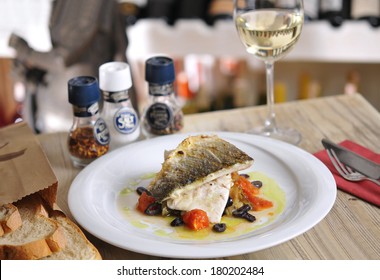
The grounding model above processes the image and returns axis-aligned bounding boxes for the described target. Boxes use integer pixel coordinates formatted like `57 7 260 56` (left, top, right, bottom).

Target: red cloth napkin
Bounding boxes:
314 140 380 207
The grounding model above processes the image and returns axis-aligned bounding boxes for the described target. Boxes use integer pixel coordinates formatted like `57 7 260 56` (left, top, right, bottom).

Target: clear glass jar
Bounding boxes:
141 83 183 138
67 76 110 168
141 56 183 138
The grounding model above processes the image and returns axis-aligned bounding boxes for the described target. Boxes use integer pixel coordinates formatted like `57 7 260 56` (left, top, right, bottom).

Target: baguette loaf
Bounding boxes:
0 194 66 260
41 211 102 260
0 204 22 237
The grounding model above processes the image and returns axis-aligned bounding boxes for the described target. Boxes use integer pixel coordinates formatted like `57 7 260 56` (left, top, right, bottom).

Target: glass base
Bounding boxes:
246 126 302 145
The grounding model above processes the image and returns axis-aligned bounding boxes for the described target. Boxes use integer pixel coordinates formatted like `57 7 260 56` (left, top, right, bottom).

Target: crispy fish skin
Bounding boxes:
147 135 253 202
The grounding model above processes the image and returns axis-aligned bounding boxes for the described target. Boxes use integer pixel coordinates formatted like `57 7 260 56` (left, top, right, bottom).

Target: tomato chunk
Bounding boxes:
233 174 260 195
137 192 155 213
249 196 273 211
182 209 209 231
232 174 273 211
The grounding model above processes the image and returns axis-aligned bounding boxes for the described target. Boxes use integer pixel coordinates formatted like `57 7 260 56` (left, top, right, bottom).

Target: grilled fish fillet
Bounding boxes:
147 135 253 223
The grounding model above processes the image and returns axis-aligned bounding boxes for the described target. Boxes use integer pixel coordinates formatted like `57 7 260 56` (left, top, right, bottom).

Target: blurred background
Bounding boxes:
1 0 380 133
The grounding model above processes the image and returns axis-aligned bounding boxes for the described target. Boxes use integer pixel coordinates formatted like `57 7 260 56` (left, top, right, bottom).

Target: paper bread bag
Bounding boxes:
0 122 58 207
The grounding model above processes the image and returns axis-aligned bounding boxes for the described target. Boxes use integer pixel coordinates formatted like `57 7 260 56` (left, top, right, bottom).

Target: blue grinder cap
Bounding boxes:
68 76 100 106
145 56 175 85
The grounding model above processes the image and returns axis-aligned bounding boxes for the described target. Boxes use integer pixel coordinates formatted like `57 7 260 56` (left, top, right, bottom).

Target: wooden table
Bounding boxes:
38 93 380 260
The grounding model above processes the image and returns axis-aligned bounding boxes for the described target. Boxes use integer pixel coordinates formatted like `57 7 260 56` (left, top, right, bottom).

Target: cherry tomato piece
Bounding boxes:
249 196 273 211
182 209 210 231
137 191 156 213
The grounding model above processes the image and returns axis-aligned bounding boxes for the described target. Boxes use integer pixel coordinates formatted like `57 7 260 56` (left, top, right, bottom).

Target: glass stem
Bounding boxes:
264 61 277 132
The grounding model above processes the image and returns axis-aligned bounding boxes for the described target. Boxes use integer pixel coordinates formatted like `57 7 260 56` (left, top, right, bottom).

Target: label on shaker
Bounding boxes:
94 118 110 145
146 103 173 131
113 108 139 134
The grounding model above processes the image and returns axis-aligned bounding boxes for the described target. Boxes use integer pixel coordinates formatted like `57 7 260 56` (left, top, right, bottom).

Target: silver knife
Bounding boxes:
322 138 380 180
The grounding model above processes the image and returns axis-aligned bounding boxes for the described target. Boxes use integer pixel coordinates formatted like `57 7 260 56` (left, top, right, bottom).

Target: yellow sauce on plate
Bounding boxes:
117 171 285 241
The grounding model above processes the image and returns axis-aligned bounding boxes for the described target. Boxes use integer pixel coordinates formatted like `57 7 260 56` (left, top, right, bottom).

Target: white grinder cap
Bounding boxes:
99 62 132 92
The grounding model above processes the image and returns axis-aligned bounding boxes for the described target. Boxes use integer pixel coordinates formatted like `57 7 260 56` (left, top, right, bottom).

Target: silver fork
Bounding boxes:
326 148 380 186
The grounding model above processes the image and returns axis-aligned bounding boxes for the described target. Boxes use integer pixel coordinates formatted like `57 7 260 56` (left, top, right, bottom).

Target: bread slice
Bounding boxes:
0 194 66 260
41 211 102 260
0 204 22 237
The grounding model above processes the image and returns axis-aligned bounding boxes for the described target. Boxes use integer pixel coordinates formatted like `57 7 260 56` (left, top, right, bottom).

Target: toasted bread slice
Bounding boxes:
0 194 66 260
0 204 22 237
42 211 102 260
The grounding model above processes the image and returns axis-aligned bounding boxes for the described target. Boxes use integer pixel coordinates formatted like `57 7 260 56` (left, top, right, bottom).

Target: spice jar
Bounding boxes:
141 56 184 138
67 76 110 168
99 62 140 150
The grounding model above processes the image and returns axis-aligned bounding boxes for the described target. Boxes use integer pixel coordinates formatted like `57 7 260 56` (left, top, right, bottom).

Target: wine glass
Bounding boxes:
233 0 304 145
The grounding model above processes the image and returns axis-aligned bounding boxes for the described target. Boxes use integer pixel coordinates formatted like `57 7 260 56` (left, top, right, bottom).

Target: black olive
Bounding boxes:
144 202 162 216
212 223 227 233
251 180 263 188
239 204 252 212
232 204 252 218
232 211 243 218
136 186 151 196
237 204 251 213
225 197 233 208
240 173 250 178
223 197 234 215
170 217 184 227
136 186 146 195
242 212 256 223
167 208 182 217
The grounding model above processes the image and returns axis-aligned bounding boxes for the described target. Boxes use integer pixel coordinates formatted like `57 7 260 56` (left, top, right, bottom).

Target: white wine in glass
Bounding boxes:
234 0 304 145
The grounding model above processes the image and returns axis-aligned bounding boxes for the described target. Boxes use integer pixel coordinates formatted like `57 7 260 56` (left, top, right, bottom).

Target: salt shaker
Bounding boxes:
67 76 110 168
141 56 184 138
99 62 140 150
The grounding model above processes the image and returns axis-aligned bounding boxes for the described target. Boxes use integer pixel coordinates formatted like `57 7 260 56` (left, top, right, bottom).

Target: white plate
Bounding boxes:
68 132 336 259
